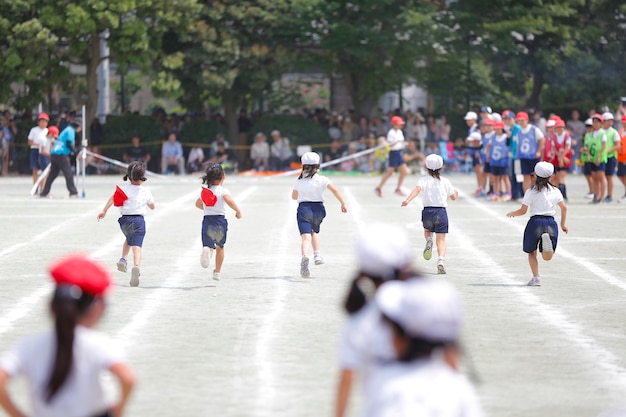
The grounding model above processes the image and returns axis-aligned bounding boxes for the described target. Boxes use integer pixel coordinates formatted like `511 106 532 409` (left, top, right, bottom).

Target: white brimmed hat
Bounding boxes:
602 112 614 121
425 154 444 170
535 161 554 178
464 111 477 121
300 152 320 165
356 223 411 280
376 278 462 342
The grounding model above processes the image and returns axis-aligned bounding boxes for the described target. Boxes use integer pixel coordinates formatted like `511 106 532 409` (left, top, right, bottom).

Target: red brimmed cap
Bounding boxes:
516 112 529 120
38 113 50 121
49 254 111 296
390 116 405 125
592 113 604 122
555 119 565 128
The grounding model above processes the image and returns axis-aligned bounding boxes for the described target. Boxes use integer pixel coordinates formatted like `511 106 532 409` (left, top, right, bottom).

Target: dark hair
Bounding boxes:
124 161 147 182
383 315 449 362
47 285 97 401
531 175 553 193
344 268 421 314
298 164 319 179
202 163 225 185
428 168 441 180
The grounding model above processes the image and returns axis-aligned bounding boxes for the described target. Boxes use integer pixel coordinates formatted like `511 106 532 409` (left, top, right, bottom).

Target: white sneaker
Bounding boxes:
314 255 324 265
300 256 310 278
527 276 541 286
618 195 626 203
584 192 594 199
200 247 211 268
423 239 433 260
213 271 220 281
130 267 140 287
116 258 127 273
437 260 446 274
541 233 553 253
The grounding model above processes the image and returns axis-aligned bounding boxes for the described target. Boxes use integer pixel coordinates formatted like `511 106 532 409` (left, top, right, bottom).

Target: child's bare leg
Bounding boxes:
301 233 312 257
215 246 225 272
122 241 131 259
311 232 320 252
377 167 394 189
503 175 511 194
528 251 539 277
424 230 433 241
436 233 446 258
131 246 142 267
396 164 408 189
541 250 554 261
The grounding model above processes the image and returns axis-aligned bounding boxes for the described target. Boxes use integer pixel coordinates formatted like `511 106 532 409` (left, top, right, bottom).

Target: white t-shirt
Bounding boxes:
522 185 563 216
0 326 123 417
202 185 230 216
387 128 405 151
118 183 154 216
293 174 331 202
28 126 47 149
520 124 545 141
416 176 456 208
363 359 484 417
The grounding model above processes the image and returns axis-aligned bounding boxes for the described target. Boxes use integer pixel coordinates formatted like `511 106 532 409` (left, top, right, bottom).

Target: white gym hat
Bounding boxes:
535 161 554 178
300 152 320 165
376 278 462 342
425 154 444 170
467 131 482 142
602 112 614 121
356 223 411 280
584 118 593 126
490 112 502 122
546 119 556 127
464 111 477 121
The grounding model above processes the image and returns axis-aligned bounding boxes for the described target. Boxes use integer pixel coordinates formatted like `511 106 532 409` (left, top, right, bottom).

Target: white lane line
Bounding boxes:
458 191 626 291
450 221 626 389
0 286 50 338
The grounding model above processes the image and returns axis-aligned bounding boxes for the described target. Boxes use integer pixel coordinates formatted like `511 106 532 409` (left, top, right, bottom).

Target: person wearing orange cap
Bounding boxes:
0 254 135 417
617 115 626 202
28 112 49 187
98 161 155 287
513 111 545 192
375 116 409 197
36 126 60 196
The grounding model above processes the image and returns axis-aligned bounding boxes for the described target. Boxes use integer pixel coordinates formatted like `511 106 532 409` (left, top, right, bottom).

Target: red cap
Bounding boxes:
390 116 405 125
50 254 111 296
113 185 128 207
622 115 626 123
592 113 604 122
516 112 529 121
38 113 50 122
47 126 59 138
484 118 495 125
555 119 566 128
494 121 506 129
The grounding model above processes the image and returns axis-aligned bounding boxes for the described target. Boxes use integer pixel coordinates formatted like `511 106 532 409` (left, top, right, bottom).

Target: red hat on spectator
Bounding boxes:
592 113 604 122
49 254 112 296
38 112 50 121
390 116 405 126
516 112 529 121
483 118 495 125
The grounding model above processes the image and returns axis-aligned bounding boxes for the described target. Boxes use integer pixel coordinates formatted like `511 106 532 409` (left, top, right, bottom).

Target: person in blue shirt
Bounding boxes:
39 119 82 198
161 132 185 174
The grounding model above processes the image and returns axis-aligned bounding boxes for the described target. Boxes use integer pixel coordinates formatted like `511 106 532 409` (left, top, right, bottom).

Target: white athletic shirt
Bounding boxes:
522 185 563 217
202 185 230 216
118 183 154 216
293 174 331 202
519 124 545 141
363 358 484 417
28 126 47 149
416 176 455 208
386 128 405 151
0 326 123 417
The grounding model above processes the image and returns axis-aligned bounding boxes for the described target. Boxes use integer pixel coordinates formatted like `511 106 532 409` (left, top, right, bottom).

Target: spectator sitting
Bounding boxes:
269 130 293 171
210 133 229 158
324 139 344 171
85 146 110 175
403 140 425 174
187 146 205 174
161 132 185 174
208 142 238 173
250 132 270 171
123 135 151 164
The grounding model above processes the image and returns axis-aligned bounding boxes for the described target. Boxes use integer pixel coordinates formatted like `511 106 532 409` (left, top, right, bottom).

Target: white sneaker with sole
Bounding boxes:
527 276 541 286
314 255 324 265
130 267 140 287
213 271 220 281
116 258 127 273
423 239 433 260
300 256 310 278
437 260 446 274
201 247 211 268
541 233 553 253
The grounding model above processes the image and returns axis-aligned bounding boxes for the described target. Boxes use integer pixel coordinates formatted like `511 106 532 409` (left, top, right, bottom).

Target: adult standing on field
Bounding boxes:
375 116 409 197
514 111 545 192
39 119 81 198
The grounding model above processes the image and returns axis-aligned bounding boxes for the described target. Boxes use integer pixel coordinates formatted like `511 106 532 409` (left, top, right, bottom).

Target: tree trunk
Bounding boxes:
85 31 100 130
222 89 244 164
342 70 376 118
525 70 545 111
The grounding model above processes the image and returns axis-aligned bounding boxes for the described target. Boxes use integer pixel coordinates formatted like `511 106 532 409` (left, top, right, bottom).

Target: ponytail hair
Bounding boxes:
202 163 225 185
123 161 147 182
428 168 441 180
298 164 319 179
46 285 96 402
531 175 553 193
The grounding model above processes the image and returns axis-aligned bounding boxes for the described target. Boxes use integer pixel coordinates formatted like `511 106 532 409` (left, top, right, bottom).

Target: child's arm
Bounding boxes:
195 198 203 210
401 186 421 206
558 200 568 233
291 189 298 200
147 202 155 210
449 189 459 201
97 196 115 221
223 195 242 219
506 204 528 218
327 184 347 213
108 362 135 417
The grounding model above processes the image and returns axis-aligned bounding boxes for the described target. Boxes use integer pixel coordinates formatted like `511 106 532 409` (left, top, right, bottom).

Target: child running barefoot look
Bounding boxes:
292 152 347 278
195 163 242 281
401 154 458 274
507 161 568 286
98 161 155 287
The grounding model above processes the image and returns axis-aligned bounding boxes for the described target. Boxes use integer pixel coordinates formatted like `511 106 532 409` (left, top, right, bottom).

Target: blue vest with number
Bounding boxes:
490 134 510 167
517 126 538 159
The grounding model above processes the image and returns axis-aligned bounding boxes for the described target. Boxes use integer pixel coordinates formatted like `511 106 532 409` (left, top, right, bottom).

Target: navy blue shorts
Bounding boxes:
554 165 569 172
118 215 146 247
583 162 593 176
490 165 508 176
202 215 228 248
520 158 539 175
37 154 50 170
297 202 326 234
605 157 617 176
29 149 40 170
483 162 491 174
590 162 606 172
617 162 626 177
471 151 483 167
387 150 405 169
523 215 558 254
421 207 449 234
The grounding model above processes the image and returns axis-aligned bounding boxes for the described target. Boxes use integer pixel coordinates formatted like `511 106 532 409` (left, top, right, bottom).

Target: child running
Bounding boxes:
401 154 458 274
292 151 347 278
196 163 242 281
507 161 568 287
97 161 155 287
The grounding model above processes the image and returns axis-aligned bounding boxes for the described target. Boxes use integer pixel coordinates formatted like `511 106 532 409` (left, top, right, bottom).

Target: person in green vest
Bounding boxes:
587 114 608 204
580 118 595 199
602 112 620 202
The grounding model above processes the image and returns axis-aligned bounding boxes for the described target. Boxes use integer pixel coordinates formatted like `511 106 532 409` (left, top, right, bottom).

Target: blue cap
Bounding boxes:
481 106 492 114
